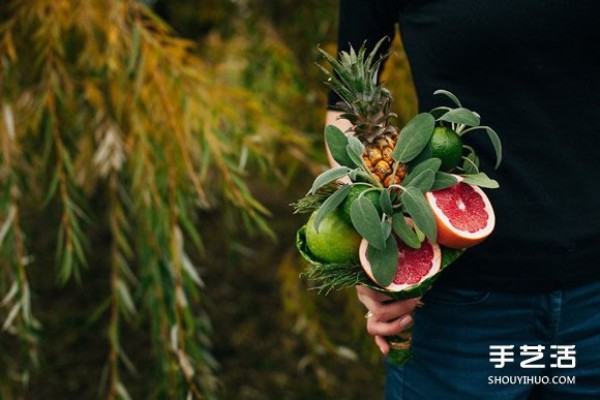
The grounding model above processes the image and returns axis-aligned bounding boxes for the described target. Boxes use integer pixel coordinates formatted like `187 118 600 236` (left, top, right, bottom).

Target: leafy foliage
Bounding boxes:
0 0 307 398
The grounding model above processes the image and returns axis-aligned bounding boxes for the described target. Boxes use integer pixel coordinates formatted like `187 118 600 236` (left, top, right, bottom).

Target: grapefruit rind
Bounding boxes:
425 182 495 249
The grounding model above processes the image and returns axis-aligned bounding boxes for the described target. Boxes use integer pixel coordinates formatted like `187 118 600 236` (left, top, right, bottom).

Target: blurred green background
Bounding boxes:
0 0 416 398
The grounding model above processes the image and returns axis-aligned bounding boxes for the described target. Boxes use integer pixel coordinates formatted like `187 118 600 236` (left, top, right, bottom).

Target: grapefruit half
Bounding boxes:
425 181 495 249
359 235 442 292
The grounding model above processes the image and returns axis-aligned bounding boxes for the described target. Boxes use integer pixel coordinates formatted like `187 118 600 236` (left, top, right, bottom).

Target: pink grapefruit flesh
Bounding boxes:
426 182 495 249
359 236 441 292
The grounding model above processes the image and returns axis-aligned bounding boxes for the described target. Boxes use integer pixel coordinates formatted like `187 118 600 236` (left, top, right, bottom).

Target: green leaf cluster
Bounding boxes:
297 85 503 289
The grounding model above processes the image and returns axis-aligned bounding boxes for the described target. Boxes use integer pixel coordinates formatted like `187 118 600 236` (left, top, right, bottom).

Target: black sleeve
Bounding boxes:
327 0 402 108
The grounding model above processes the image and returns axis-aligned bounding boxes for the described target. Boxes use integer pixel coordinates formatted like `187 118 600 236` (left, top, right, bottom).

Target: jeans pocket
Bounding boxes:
423 285 491 306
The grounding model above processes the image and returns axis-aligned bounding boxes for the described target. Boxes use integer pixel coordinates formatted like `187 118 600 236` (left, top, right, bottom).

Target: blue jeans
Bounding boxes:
385 280 600 399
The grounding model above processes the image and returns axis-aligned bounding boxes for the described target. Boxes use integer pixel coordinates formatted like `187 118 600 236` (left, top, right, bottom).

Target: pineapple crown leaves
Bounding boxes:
317 37 397 141
316 37 389 99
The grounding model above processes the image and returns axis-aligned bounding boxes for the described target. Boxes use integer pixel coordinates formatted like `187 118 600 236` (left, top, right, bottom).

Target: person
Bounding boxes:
325 1 600 399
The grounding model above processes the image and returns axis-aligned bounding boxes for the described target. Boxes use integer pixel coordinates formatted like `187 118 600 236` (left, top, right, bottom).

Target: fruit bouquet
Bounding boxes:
293 39 502 365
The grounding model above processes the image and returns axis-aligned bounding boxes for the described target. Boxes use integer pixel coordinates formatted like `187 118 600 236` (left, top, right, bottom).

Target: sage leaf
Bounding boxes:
483 126 503 169
429 106 451 120
415 224 426 243
392 113 435 163
433 89 462 107
439 108 480 126
408 158 442 178
367 235 399 287
325 125 355 168
461 146 480 174
459 125 503 169
404 169 435 193
346 136 366 167
350 196 386 250
312 185 352 231
461 173 499 189
401 187 437 241
308 166 351 194
431 172 459 190
379 190 393 216
383 219 392 239
392 212 421 249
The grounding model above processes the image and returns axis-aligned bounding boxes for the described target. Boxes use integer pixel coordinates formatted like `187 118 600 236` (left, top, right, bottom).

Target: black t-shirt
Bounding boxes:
331 0 600 292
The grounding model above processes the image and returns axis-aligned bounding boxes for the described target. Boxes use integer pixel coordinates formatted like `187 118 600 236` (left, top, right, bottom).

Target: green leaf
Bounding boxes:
439 108 480 126
392 212 421 249
401 187 437 241
127 24 141 75
429 106 451 120
461 173 499 189
308 166 351 194
346 136 366 167
383 219 392 239
433 89 462 107
313 185 352 231
431 172 459 190
484 126 502 169
350 196 386 250
367 235 399 287
325 125 356 168
403 169 435 193
414 225 426 243
462 146 480 174
459 125 502 169
407 158 442 178
392 113 435 163
379 190 393 216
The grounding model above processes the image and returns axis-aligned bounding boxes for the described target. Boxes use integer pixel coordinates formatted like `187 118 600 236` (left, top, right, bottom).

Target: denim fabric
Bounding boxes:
384 280 600 399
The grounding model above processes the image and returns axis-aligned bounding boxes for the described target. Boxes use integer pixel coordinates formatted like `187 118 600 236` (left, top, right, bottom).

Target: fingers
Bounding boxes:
356 285 394 303
356 286 419 351
357 287 421 322
374 335 390 355
366 313 414 337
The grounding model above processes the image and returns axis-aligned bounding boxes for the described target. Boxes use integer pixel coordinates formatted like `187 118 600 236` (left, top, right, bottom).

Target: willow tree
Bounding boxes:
0 0 305 398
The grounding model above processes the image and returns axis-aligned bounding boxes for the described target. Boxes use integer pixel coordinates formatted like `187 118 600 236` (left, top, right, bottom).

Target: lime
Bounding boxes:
305 209 361 264
428 126 463 171
340 185 382 224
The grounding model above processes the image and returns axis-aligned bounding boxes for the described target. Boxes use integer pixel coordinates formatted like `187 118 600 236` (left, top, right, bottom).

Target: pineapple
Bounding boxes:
319 38 407 187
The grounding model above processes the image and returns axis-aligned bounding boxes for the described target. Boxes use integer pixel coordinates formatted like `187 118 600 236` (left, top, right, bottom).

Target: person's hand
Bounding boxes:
356 285 420 355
